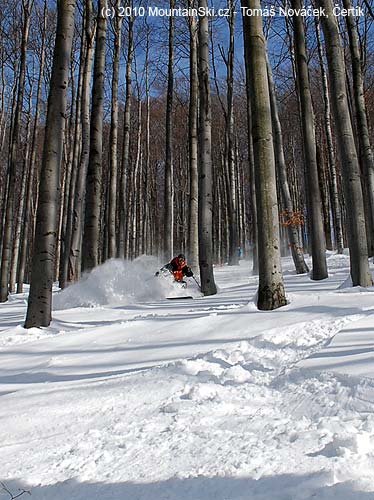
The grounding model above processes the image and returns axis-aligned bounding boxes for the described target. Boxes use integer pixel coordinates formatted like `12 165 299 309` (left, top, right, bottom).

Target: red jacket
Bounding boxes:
166 256 192 281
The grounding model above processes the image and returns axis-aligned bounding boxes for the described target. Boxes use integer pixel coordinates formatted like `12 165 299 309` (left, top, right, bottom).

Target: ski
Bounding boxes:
166 296 193 300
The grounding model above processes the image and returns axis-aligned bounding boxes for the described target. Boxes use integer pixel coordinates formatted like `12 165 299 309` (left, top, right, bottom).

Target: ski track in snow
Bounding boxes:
1 254 374 499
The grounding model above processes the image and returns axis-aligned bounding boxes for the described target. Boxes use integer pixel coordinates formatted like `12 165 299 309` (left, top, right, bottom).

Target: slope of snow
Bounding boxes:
1 253 374 499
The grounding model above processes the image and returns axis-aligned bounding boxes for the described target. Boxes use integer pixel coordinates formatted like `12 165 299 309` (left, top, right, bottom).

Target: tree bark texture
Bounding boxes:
67 0 95 282
267 57 309 275
316 0 372 286
108 1 123 259
315 18 344 254
82 0 107 271
120 6 134 259
188 1 199 271
242 0 286 310
241 3 258 273
343 0 374 257
226 0 239 266
17 0 48 293
25 0 76 328
163 0 175 260
0 0 32 302
198 0 217 296
291 0 328 280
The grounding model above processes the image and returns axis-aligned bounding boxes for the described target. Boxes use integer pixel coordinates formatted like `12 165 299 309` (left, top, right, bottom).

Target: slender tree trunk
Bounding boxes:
25 0 76 328
102 179 109 261
10 87 33 292
188 1 199 271
343 0 374 257
226 0 239 266
60 22 85 287
316 143 333 250
215 173 222 264
267 57 309 274
316 0 372 286
120 6 134 259
242 0 286 310
315 18 344 254
108 2 123 259
248 101 258 275
6 65 19 163
82 0 107 271
291 0 327 280
238 156 248 255
163 0 175 259
67 3 95 282
241 0 258 274
58 61 76 283
0 82 7 155
55 158 66 281
198 0 217 296
143 24 151 254
132 95 142 257
0 81 13 157
0 28 6 156
0 0 32 302
17 0 48 293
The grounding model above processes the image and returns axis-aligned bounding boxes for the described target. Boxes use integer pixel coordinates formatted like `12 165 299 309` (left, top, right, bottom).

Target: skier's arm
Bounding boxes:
182 265 193 277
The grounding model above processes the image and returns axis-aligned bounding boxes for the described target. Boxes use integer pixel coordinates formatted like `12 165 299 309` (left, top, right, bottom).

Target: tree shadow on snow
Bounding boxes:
1 473 373 500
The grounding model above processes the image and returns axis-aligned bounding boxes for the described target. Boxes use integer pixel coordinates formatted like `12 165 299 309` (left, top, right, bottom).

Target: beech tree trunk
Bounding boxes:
291 0 327 280
316 0 372 286
9 87 33 292
188 1 199 271
241 4 258 273
17 0 48 293
316 144 333 251
198 0 217 296
82 0 107 271
25 0 76 328
58 61 76 285
267 57 309 274
315 18 344 254
242 0 286 310
119 5 134 259
343 0 374 257
66 0 95 282
0 0 32 302
0 36 5 154
60 19 85 286
163 0 175 260
143 23 151 254
226 0 239 266
108 1 123 259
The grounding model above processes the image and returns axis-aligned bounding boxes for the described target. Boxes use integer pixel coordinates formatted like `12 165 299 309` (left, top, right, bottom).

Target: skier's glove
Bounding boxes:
185 267 193 277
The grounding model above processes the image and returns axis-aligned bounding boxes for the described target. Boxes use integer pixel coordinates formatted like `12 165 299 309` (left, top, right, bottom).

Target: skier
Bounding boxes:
156 254 194 284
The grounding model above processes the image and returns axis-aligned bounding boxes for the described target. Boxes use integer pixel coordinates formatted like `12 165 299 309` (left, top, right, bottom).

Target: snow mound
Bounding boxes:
53 257 176 310
338 275 374 292
326 252 351 270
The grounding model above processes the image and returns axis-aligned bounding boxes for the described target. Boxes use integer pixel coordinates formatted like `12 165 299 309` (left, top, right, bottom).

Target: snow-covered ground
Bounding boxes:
1 253 374 500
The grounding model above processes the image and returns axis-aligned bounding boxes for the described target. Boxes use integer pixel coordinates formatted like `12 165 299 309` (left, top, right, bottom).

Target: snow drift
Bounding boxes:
53 256 178 310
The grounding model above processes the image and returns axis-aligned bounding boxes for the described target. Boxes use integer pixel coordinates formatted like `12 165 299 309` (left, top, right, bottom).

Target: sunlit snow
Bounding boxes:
1 253 374 499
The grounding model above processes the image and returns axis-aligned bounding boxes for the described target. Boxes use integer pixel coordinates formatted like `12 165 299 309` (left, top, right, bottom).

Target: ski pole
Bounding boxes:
192 275 201 290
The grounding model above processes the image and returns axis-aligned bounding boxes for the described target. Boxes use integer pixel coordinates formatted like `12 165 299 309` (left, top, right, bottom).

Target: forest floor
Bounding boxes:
1 253 374 500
